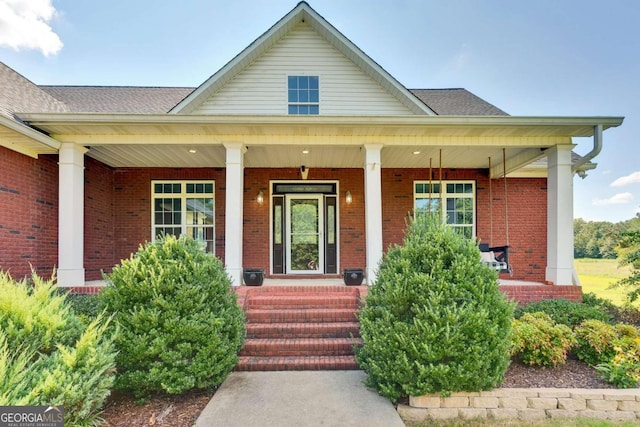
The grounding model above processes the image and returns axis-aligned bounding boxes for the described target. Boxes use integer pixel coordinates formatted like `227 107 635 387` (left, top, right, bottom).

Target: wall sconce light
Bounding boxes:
257 191 264 204
345 191 352 204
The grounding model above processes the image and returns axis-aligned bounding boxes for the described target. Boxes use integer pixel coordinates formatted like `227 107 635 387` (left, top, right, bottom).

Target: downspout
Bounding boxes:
572 124 603 176
570 124 603 285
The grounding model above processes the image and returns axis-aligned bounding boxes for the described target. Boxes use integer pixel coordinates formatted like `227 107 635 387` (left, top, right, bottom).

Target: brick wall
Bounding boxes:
242 168 366 274
113 167 226 266
0 155 555 286
84 157 115 280
381 168 548 282
0 146 58 280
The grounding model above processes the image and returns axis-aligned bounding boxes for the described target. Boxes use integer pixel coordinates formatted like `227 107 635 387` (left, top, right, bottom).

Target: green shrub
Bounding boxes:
582 292 640 327
100 235 245 398
574 320 618 366
582 292 617 312
356 214 514 402
63 292 103 325
511 312 576 367
596 336 640 388
0 271 116 426
514 298 610 327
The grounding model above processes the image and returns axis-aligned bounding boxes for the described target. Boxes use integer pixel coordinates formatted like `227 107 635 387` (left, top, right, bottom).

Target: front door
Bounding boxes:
286 194 324 274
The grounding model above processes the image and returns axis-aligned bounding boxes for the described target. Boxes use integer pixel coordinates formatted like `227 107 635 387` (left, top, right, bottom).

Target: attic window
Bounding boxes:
288 75 319 115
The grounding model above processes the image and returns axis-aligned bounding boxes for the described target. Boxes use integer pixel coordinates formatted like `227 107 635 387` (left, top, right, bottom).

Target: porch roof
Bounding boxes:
19 113 622 138
17 113 623 174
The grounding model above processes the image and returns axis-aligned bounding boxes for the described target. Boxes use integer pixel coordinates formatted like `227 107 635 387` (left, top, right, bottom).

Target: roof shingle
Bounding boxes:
0 62 68 121
40 86 194 114
410 88 508 116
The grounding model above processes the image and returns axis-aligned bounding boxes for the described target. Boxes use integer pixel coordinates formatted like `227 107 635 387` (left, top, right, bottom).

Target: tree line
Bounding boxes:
574 215 640 259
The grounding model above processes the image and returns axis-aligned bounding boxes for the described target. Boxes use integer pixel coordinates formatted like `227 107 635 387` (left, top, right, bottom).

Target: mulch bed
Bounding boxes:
100 359 615 426
101 389 214 427
502 357 615 389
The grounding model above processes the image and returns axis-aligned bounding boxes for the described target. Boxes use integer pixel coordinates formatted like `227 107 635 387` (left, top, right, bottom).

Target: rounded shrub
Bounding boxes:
100 235 245 398
0 270 116 426
514 298 610 327
511 312 576 367
356 214 514 402
574 319 618 366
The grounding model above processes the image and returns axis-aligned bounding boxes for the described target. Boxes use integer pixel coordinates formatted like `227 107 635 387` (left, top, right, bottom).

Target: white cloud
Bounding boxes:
611 171 640 187
0 0 63 56
592 192 634 206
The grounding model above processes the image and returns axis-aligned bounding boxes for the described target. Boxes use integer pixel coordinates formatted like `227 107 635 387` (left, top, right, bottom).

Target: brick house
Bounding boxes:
0 2 623 301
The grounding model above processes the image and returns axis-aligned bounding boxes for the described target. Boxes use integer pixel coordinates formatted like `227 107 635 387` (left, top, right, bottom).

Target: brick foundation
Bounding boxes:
499 284 583 303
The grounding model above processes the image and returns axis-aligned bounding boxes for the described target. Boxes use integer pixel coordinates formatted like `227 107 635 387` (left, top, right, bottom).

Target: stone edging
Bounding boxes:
398 388 640 423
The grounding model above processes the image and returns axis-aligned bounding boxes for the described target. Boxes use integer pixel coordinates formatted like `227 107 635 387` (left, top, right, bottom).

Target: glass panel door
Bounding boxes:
286 195 323 274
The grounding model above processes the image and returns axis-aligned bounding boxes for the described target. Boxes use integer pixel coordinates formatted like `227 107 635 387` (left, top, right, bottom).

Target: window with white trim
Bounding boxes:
288 75 319 115
414 181 476 239
152 181 215 253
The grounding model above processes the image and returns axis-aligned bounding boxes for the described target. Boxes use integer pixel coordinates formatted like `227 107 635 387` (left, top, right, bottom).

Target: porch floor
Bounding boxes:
84 278 547 287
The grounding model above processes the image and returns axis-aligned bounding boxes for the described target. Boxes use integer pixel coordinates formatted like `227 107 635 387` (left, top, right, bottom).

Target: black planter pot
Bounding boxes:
343 268 364 286
243 268 265 286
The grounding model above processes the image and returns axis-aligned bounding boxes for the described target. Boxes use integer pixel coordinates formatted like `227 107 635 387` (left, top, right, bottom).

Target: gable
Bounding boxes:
192 22 416 116
173 2 433 116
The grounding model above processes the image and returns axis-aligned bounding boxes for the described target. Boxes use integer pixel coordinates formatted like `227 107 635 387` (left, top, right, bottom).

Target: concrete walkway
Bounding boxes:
195 371 405 427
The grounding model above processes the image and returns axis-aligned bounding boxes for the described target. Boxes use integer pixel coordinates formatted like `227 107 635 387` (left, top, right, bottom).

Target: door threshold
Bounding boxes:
263 277 345 286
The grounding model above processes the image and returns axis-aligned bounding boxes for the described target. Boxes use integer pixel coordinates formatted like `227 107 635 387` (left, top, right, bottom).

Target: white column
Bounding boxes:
57 143 87 286
224 143 245 286
364 144 383 285
546 145 575 285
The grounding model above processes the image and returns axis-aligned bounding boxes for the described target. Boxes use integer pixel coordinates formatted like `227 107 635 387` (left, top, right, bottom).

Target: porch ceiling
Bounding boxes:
0 116 59 158
16 113 623 170
86 143 543 171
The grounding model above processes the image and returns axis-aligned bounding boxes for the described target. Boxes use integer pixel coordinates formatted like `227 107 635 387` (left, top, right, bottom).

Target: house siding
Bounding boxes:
0 146 58 280
381 168 547 283
194 22 415 116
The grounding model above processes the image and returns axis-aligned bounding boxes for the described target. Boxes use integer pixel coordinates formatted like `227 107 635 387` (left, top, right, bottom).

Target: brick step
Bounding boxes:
245 308 358 324
235 355 360 371
246 322 360 339
246 286 360 295
240 337 362 357
246 294 359 310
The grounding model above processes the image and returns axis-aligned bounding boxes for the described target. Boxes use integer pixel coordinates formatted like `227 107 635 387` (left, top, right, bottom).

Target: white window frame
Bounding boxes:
151 180 215 254
286 74 320 115
414 180 476 238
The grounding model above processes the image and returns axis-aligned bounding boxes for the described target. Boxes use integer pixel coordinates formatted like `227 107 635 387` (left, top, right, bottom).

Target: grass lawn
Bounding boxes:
574 258 632 306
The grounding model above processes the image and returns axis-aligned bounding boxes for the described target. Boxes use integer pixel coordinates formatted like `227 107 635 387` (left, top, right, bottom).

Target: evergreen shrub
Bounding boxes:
514 298 610 327
100 235 245 398
0 271 116 426
583 292 640 327
511 312 576 366
356 214 514 402
63 292 103 325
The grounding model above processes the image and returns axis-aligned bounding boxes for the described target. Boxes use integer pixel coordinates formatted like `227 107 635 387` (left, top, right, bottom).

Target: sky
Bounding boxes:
1 0 639 223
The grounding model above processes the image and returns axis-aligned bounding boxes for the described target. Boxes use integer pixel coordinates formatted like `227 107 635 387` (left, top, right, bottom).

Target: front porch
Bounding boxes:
80 278 583 304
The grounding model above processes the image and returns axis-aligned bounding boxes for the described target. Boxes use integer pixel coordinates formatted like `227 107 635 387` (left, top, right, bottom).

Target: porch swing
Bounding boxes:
479 149 513 275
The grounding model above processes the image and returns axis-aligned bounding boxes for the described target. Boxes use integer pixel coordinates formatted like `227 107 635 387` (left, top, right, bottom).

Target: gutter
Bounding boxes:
572 124 602 178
